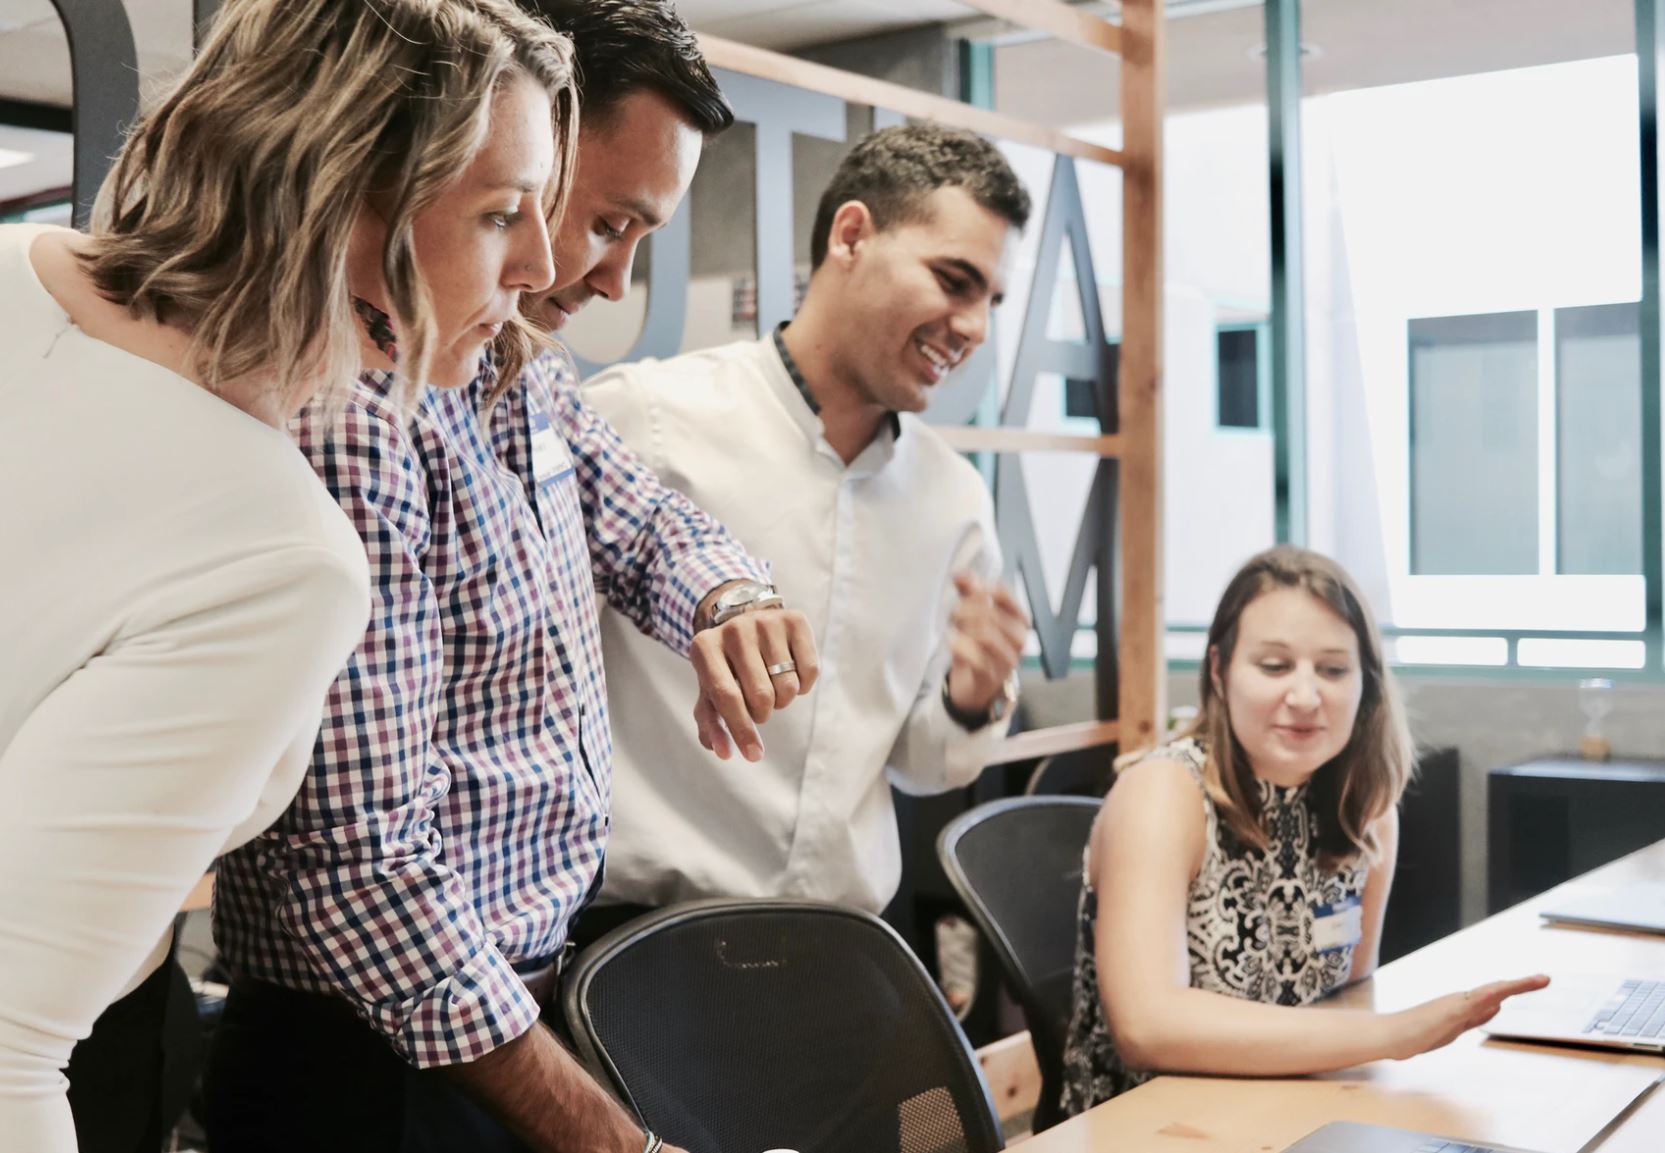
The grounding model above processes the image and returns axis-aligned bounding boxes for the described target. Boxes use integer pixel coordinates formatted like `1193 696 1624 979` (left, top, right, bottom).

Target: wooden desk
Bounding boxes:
1022 840 1665 1153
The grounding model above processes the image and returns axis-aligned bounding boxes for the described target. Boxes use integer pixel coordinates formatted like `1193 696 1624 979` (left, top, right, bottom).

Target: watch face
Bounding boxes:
718 583 764 611
990 677 1017 722
708 582 780 628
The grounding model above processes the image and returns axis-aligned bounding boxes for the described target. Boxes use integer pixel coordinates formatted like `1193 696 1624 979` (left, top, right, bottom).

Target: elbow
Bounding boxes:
1103 989 1196 1073
1108 1019 1164 1073
1104 1003 1172 1073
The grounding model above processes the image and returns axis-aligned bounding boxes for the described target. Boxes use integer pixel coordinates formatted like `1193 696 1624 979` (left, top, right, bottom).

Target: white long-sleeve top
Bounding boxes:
582 335 1009 914
0 224 370 1153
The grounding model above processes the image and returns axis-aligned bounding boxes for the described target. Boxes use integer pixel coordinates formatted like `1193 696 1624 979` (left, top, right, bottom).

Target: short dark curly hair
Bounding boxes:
809 123 1031 270
521 0 732 134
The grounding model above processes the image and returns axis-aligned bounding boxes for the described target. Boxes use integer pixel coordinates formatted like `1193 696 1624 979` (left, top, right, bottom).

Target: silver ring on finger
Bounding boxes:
766 660 798 677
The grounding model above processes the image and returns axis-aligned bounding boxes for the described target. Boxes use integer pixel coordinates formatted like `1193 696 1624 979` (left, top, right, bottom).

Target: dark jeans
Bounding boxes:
65 953 175 1153
203 978 572 1153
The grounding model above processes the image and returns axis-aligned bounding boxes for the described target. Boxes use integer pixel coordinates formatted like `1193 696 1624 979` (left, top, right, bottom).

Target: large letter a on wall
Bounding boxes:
1002 155 1114 430
994 155 1118 680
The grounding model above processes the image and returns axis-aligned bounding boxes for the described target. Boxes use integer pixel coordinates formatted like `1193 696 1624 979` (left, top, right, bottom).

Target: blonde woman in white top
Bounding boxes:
0 1 579 1149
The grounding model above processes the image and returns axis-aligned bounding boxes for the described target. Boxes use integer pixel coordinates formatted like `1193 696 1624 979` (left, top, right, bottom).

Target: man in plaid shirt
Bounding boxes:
205 5 813 1152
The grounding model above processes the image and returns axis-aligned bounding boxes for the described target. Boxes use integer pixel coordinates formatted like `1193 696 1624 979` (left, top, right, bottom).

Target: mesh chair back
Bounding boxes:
937 797 1101 1132
563 900 1003 1153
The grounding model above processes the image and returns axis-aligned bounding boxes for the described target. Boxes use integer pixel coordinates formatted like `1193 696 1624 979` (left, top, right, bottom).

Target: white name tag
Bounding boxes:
529 407 573 489
1312 896 1363 955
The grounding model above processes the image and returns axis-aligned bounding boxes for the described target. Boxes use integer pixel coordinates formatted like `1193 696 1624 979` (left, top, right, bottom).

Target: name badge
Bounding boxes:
529 407 574 493
1312 896 1363 955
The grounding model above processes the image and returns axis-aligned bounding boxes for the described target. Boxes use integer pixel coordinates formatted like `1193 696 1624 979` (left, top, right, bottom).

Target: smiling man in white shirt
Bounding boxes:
578 124 1033 928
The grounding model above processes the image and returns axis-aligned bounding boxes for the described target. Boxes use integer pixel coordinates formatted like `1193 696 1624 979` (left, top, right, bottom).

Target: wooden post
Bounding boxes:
1118 0 1167 752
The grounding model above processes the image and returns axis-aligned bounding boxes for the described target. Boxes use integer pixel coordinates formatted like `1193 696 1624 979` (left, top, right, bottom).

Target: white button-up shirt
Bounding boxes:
582 334 1010 913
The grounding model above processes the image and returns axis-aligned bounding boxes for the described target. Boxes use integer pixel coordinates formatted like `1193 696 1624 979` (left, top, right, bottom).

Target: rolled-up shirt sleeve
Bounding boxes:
261 399 538 1067
549 357 769 657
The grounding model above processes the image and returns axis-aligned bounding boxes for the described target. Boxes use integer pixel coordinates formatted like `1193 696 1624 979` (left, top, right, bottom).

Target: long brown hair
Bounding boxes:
1169 546 1413 867
83 0 578 411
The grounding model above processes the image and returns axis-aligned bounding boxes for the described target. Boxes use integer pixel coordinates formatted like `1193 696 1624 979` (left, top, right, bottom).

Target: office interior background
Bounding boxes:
4 0 1662 1012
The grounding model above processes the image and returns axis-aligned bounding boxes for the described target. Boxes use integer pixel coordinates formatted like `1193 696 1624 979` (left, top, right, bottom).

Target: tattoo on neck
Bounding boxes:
352 296 399 364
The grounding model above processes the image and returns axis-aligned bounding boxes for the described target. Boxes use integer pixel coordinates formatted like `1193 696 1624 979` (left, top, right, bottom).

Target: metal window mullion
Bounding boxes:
958 39 1002 490
1267 0 1307 546
1639 0 1665 673
1538 308 1558 575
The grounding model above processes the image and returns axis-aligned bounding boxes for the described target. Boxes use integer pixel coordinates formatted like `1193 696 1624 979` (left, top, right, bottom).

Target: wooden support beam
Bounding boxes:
932 427 1124 456
1116 0 1167 753
697 35 1124 168
950 0 1123 58
982 720 1120 766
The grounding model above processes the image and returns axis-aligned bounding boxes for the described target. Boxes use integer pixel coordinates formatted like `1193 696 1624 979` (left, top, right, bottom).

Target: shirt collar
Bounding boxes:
772 322 903 443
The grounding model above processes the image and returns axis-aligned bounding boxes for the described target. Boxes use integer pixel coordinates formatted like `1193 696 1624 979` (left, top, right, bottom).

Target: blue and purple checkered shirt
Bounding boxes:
213 350 767 1067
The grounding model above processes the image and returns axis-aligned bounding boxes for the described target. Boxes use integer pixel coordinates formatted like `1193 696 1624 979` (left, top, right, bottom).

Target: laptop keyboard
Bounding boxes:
1583 979 1664 1039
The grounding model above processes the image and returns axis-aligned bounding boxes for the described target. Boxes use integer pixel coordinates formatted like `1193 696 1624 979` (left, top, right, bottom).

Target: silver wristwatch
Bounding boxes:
703 580 784 629
941 670 1018 732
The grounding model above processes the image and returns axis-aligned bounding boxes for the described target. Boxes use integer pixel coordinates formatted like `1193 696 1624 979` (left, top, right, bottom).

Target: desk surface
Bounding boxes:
1022 839 1665 1153
181 871 214 914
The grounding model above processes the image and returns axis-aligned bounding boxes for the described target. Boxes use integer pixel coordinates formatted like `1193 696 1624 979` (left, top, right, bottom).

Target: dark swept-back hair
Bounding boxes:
809 123 1032 270
521 0 732 134
1151 546 1414 870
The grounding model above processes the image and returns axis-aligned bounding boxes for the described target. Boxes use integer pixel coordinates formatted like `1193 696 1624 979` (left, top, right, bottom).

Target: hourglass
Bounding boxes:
1578 677 1614 761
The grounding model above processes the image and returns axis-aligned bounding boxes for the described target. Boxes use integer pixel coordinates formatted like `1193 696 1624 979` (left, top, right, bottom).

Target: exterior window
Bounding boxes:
1409 311 1538 575
1557 302 1641 576
1217 327 1262 429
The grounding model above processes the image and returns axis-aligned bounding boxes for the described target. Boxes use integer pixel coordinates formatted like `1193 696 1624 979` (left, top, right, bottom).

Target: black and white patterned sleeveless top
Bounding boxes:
1058 738 1368 1116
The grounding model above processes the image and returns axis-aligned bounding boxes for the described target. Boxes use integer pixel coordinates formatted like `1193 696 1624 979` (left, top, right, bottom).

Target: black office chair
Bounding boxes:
937 797 1101 1134
1023 744 1116 798
562 899 1004 1153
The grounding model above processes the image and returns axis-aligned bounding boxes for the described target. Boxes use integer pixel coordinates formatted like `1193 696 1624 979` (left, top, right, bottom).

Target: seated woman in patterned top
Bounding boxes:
1059 546 1549 1117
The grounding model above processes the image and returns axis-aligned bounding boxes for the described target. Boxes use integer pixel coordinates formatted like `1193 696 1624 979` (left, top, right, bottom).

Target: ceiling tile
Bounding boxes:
698 0 945 52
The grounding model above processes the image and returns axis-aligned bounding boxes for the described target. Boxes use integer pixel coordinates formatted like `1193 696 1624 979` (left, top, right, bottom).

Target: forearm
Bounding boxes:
436 1022 646 1153
1115 986 1401 1076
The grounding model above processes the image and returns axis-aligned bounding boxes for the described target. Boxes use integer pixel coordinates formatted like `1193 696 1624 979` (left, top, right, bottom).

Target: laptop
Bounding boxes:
1539 882 1665 935
1484 974 1665 1053
1281 1121 1543 1153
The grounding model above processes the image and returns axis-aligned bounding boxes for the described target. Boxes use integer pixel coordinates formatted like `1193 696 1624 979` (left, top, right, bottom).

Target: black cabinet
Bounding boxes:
1487 757 1665 914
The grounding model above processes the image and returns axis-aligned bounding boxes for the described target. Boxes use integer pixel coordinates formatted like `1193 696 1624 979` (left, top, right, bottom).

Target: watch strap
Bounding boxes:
941 672 1015 732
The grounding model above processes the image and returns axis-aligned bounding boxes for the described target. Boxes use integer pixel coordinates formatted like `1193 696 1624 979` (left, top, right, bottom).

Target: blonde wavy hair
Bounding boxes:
1140 546 1414 869
82 0 578 411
